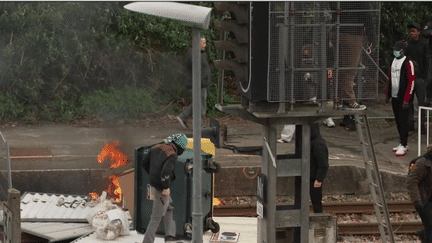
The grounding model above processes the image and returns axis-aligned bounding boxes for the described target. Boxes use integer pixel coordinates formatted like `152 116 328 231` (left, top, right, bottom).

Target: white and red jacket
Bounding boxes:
386 56 416 103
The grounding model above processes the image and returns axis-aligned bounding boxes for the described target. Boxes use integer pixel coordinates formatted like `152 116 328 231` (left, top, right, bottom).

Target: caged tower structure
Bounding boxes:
214 2 394 243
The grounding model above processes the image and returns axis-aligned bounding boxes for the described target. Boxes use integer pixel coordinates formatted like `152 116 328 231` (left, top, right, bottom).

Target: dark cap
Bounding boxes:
408 22 421 30
392 41 405 51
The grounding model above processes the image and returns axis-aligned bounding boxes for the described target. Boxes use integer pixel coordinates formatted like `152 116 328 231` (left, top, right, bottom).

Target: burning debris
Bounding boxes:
93 141 129 204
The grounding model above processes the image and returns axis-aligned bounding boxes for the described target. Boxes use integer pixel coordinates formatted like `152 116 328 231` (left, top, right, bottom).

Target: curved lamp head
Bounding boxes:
124 2 212 30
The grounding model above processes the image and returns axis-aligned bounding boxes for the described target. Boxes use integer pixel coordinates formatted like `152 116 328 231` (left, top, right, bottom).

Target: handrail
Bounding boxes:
418 106 432 156
0 131 12 190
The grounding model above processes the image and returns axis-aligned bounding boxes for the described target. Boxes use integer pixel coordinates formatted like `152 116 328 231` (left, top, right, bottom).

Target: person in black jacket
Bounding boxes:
386 41 416 157
176 37 211 129
422 20 432 105
141 133 188 243
407 145 432 243
405 22 428 134
310 122 329 213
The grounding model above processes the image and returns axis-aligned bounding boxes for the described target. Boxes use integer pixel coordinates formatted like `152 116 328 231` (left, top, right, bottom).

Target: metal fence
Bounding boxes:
0 131 12 201
267 2 380 103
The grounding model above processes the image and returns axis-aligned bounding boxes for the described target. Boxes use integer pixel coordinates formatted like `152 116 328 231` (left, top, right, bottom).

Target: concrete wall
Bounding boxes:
213 165 408 197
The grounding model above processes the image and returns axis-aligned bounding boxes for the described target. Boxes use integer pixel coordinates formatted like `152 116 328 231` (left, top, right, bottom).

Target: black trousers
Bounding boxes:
310 180 323 213
392 98 410 146
416 201 432 243
409 78 426 129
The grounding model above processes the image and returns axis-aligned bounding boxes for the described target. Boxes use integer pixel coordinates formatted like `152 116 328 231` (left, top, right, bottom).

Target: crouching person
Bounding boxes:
407 145 432 243
141 133 188 243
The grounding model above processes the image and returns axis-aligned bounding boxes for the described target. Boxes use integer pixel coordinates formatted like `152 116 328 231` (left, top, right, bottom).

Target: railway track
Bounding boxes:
213 200 423 235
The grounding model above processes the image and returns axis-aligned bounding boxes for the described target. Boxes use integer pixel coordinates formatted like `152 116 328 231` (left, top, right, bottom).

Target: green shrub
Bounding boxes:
0 92 24 119
81 86 158 119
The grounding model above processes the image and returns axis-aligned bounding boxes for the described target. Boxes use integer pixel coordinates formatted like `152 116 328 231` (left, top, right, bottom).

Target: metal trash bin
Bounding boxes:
134 140 220 238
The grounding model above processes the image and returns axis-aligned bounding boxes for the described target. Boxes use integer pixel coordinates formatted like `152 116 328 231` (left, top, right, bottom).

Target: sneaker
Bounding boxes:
392 144 402 152
277 138 288 143
323 118 335 127
392 144 409 152
309 97 317 104
343 102 366 111
176 116 188 129
395 145 408 156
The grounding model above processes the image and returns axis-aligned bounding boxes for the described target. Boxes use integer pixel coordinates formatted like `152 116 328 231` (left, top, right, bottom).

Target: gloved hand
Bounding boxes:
414 200 424 212
314 180 323 188
403 102 409 110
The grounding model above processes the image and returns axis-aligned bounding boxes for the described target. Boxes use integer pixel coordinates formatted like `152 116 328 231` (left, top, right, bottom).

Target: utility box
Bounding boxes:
309 214 337 243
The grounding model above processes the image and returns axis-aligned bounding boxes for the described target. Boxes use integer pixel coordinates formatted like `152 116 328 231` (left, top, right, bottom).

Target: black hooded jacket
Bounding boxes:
405 38 428 80
141 143 178 191
310 123 329 182
407 150 432 204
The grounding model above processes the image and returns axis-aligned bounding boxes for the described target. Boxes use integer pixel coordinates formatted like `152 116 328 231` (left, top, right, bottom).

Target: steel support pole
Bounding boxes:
6 141 12 189
300 124 311 242
258 120 277 243
320 3 328 101
191 27 203 243
8 188 21 243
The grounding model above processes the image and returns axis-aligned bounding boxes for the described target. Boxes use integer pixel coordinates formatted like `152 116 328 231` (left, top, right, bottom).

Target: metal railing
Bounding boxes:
418 106 432 156
268 2 381 103
0 130 12 201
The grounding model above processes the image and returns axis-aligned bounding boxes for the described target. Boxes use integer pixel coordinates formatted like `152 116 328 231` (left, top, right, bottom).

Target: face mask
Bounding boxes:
393 50 402 58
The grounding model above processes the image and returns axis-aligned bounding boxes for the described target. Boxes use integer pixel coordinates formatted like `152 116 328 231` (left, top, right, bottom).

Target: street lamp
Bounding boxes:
124 2 212 243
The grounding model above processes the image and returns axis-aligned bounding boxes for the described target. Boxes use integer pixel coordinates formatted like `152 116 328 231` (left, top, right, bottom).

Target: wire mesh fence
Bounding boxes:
267 2 380 103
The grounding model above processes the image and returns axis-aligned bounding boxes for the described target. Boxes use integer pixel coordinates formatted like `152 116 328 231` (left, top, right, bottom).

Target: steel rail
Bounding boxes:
338 221 423 235
213 201 421 235
213 201 415 217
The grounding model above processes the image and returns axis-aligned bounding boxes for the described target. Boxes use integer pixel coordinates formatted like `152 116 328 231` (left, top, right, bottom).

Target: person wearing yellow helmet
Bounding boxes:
141 133 187 242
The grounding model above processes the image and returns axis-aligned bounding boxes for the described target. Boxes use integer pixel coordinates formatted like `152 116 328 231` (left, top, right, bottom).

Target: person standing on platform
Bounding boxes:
405 22 428 134
386 41 416 156
141 133 188 243
309 122 329 213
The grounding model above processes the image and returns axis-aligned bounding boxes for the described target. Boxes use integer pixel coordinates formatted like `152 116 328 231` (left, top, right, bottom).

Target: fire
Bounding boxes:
89 192 99 199
109 175 122 203
213 197 222 206
98 141 127 168
96 141 128 203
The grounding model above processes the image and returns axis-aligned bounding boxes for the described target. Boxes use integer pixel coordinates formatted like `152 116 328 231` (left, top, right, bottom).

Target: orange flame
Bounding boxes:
98 141 127 168
89 192 99 199
213 197 222 206
97 141 127 203
109 175 122 203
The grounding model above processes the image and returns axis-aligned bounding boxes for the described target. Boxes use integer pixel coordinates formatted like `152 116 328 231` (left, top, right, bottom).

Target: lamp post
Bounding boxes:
124 2 212 243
